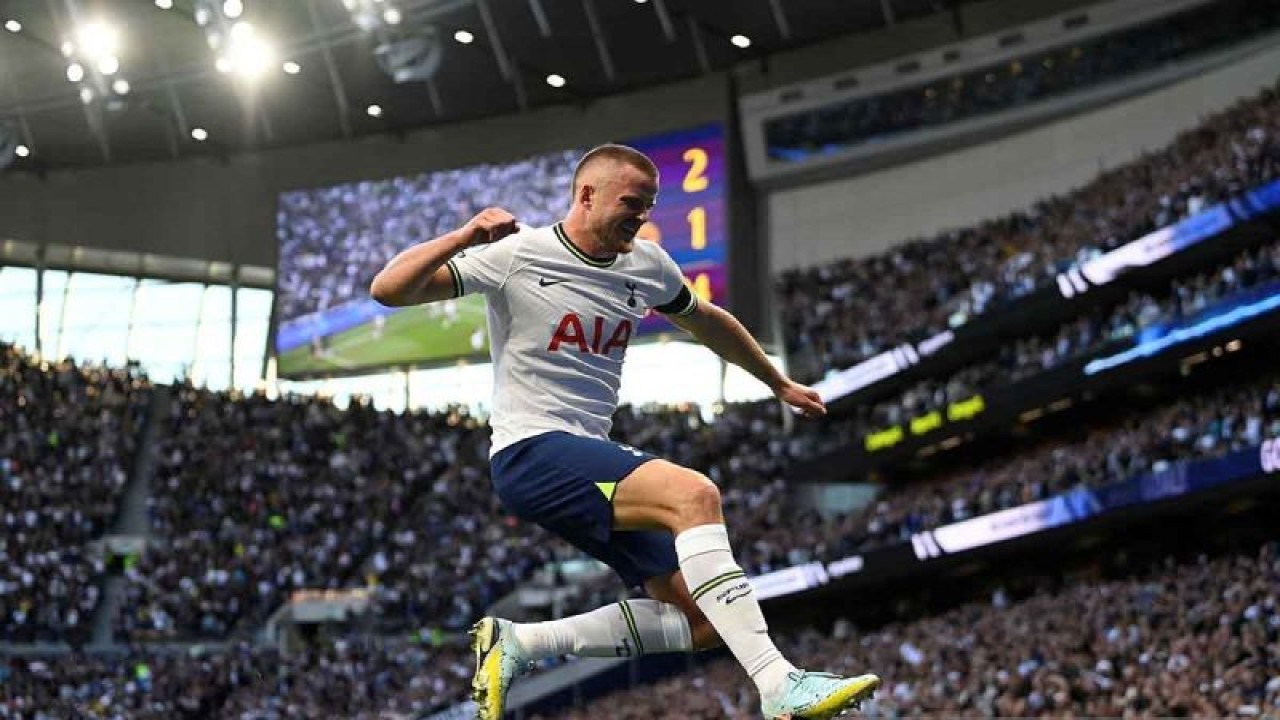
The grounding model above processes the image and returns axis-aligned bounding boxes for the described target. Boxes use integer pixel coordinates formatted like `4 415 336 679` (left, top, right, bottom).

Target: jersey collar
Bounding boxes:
554 222 617 268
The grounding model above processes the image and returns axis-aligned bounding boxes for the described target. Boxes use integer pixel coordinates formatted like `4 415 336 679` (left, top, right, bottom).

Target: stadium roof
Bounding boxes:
0 0 969 170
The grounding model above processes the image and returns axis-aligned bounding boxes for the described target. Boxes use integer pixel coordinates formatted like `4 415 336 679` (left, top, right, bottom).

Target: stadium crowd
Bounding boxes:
541 542 1280 719
20 305 1267 645
12 540 1275 717
777 76 1280 382
0 640 473 718
851 237 1280 433
836 373 1280 555
115 388 554 641
276 150 578 323
765 0 1280 161
607 369 1280 574
0 344 150 643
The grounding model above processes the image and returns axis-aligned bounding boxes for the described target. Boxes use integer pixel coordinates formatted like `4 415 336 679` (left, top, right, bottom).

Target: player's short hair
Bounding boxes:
572 144 658 196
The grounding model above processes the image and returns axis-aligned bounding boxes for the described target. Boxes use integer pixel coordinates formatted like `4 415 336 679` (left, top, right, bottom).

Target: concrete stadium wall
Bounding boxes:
766 41 1280 274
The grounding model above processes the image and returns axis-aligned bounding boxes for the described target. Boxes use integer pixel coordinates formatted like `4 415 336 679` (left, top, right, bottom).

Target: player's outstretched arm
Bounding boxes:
667 301 826 418
370 207 519 307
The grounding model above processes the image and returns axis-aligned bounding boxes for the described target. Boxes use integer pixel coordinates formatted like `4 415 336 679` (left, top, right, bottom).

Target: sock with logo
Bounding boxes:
510 599 692 660
675 523 797 699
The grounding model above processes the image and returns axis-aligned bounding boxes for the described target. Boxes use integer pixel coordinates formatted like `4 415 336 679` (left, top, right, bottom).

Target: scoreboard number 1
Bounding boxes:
687 207 706 250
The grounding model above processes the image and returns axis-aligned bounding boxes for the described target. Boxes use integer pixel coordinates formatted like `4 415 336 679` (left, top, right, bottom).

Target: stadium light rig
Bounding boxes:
194 0 277 80
61 20 131 111
342 0 443 84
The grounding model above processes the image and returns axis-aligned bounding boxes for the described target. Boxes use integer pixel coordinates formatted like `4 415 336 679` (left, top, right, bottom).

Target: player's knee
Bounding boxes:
677 472 722 526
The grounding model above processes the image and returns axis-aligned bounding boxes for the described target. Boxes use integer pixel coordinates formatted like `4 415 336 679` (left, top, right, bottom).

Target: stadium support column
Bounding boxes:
403 368 411 410
230 272 239 389
33 244 44 355
724 71 766 340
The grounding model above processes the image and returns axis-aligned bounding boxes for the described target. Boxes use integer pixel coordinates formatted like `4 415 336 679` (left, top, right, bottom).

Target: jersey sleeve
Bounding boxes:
651 244 699 317
445 236 520 296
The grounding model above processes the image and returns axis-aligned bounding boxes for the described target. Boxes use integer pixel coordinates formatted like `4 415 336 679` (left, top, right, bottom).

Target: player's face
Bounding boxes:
597 164 657 254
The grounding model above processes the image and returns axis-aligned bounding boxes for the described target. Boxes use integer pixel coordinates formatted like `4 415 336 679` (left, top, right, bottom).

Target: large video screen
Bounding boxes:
274 123 726 377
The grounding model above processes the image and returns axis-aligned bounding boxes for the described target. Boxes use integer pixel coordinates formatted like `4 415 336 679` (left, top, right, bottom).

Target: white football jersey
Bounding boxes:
447 222 698 456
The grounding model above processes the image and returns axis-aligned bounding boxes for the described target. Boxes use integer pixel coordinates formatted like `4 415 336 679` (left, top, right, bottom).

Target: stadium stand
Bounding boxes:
832 238 1280 435
536 541 1280 718
0 344 150 644
115 388 555 641
105 339 1280 643
0 642 473 718
777 78 1280 382
764 0 1280 162
7 506 1278 717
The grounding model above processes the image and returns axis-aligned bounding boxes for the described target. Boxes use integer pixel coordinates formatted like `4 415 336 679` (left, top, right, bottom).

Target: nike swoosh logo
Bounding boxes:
723 589 752 605
539 278 569 287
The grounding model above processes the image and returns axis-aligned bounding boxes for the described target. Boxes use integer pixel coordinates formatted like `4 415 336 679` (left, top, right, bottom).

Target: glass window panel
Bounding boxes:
619 342 721 409
233 288 272 389
192 285 233 390
129 280 204 383
278 372 407 412
723 353 783 403
0 267 38 351
59 272 135 366
38 270 69 356
407 363 494 414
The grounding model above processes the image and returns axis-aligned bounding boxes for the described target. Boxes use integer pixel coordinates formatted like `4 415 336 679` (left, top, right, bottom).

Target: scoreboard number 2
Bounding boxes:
681 147 709 193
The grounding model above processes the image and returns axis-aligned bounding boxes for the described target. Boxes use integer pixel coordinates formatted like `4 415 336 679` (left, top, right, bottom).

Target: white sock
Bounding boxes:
510 599 692 660
676 523 796 699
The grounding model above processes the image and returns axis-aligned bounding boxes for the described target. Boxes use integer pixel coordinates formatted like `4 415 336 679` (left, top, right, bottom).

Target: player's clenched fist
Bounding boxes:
463 207 520 247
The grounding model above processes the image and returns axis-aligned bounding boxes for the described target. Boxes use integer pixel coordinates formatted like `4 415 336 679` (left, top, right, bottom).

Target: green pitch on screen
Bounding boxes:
277 296 489 376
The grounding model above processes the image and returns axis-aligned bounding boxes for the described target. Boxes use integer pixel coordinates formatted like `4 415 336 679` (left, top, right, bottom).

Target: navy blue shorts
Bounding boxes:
490 431 678 588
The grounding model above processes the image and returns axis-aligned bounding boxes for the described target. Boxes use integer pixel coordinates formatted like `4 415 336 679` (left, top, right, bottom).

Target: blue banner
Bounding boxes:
1058 177 1280 297
1085 282 1280 375
1096 441 1271 510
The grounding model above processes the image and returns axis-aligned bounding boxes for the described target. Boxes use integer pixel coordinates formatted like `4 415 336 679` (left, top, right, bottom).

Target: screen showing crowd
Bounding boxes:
274 124 726 377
